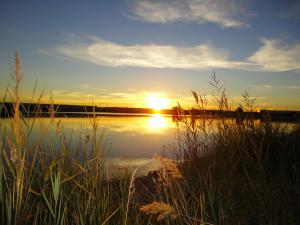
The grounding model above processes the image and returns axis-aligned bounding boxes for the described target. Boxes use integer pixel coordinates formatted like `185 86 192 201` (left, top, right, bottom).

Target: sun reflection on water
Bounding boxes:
147 114 168 132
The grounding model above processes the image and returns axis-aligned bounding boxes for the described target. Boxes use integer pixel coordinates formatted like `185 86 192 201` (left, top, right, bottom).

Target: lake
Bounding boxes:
0 114 178 176
1 115 296 176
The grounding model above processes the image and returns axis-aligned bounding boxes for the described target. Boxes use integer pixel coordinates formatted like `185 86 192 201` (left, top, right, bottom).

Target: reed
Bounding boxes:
165 75 300 225
0 53 299 224
0 53 140 225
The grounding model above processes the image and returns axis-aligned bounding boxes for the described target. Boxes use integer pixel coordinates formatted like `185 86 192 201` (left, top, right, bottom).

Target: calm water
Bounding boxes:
2 115 296 176
0 115 177 175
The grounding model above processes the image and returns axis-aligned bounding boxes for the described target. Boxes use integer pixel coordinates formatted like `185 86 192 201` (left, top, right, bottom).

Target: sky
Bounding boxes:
0 0 300 110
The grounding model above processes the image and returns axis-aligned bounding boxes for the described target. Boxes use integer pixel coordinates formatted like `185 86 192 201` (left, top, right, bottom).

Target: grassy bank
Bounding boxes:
1 53 299 224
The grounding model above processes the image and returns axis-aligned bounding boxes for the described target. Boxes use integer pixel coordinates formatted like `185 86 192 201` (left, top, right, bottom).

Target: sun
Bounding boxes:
146 95 169 111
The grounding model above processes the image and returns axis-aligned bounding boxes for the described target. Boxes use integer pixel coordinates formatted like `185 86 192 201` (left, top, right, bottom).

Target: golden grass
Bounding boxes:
153 154 182 180
0 52 299 225
140 201 177 221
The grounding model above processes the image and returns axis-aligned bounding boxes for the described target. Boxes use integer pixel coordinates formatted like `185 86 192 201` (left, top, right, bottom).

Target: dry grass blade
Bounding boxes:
124 167 138 225
191 90 199 104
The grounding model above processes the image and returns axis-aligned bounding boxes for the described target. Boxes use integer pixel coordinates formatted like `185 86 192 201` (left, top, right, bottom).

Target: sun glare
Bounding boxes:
146 95 169 111
147 114 167 131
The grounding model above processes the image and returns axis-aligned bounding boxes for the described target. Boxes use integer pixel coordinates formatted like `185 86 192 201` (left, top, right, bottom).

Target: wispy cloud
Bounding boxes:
289 86 300 89
44 35 300 73
248 39 300 72
247 84 300 90
127 0 250 28
48 34 254 70
247 84 272 89
47 87 178 107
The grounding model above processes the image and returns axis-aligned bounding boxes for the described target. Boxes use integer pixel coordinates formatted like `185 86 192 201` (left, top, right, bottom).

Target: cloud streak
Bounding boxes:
50 35 254 70
127 0 249 28
248 39 300 72
45 35 300 72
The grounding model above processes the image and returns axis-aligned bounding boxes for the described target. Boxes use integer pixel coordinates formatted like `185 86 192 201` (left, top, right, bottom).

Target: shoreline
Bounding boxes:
1 102 300 122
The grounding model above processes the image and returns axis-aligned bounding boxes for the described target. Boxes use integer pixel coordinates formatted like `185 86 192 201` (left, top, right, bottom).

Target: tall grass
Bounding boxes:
0 53 141 225
1 53 299 225
165 75 300 225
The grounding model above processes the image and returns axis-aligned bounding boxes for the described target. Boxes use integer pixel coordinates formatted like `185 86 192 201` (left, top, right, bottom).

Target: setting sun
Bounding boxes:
146 95 169 110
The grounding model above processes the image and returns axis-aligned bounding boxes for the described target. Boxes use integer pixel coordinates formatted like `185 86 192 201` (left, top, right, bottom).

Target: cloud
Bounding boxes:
289 86 300 89
247 84 272 89
262 84 272 88
127 0 249 28
47 86 179 107
247 84 300 90
248 39 300 72
50 35 254 70
45 34 300 72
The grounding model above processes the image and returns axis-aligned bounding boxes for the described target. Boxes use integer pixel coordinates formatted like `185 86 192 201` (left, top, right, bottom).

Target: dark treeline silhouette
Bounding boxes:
1 102 300 122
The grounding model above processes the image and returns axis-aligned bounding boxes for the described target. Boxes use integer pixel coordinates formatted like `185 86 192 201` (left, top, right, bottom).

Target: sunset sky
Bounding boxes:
1 0 300 109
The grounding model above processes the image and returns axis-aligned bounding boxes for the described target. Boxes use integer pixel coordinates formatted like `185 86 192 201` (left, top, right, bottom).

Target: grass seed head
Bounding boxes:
153 154 182 179
140 201 177 221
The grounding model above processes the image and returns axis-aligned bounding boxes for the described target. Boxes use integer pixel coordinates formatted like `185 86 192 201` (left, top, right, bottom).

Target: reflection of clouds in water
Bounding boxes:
106 158 159 176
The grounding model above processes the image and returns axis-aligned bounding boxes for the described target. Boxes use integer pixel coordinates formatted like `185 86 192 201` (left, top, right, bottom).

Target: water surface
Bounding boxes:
2 115 296 175
1 115 177 175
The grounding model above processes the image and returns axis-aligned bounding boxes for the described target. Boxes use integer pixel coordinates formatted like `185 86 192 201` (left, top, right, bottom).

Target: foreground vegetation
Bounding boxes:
0 53 299 224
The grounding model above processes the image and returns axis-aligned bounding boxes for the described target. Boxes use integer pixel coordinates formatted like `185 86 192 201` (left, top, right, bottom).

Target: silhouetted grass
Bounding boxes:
166 74 300 225
0 53 299 225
